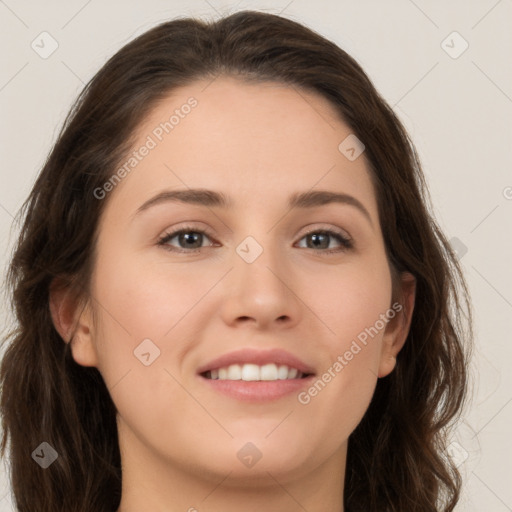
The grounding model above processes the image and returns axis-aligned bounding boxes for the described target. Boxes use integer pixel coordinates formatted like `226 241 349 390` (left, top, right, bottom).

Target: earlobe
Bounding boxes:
49 278 99 367
378 272 416 378
377 355 396 378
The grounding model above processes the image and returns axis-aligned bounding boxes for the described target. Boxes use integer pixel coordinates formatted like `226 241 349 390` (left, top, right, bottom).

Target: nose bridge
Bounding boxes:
234 232 286 292
220 230 300 326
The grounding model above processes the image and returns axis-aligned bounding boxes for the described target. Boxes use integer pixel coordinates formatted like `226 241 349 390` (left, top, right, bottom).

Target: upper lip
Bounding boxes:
196 348 316 375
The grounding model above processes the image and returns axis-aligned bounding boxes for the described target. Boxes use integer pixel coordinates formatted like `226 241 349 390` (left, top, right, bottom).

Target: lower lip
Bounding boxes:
198 375 315 402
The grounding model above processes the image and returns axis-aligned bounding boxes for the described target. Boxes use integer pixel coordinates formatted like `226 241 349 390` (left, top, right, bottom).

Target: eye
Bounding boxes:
157 225 216 253
296 228 353 254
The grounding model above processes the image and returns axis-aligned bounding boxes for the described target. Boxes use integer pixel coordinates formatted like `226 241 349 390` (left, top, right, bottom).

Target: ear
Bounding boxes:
49 277 99 368
378 271 416 378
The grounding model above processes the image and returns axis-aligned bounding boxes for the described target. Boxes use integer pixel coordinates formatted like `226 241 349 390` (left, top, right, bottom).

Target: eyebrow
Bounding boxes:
134 188 373 226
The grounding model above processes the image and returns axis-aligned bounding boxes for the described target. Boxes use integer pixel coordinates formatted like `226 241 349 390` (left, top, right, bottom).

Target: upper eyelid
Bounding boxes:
159 223 352 239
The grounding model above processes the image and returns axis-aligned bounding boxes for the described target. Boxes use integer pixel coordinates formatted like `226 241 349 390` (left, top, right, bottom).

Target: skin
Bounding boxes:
50 76 416 512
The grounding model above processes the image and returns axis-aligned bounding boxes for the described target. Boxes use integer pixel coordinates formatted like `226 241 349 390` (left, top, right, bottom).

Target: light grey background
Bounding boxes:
1 1 511 510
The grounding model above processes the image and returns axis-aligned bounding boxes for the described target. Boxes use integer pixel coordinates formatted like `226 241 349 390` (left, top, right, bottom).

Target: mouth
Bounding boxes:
196 348 316 402
201 363 313 381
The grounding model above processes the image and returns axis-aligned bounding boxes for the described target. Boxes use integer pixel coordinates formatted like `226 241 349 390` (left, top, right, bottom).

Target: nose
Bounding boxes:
218 235 302 331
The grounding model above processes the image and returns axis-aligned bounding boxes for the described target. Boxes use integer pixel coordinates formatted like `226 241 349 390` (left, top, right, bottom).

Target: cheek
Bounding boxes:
87 241 215 395
305 254 392 349
296 258 391 430
88 254 211 455
92 245 215 340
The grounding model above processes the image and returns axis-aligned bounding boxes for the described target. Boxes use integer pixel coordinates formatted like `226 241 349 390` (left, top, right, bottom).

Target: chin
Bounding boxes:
174 434 311 483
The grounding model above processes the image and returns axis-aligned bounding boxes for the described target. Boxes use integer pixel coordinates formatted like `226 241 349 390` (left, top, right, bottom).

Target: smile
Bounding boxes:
202 363 310 381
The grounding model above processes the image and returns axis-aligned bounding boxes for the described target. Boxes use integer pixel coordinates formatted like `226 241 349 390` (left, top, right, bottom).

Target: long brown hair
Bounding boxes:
1 10 472 511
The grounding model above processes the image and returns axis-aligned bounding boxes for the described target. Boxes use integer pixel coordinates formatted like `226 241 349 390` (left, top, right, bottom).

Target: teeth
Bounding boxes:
260 363 277 380
207 363 304 381
288 367 298 379
277 365 289 380
241 364 260 381
227 364 242 380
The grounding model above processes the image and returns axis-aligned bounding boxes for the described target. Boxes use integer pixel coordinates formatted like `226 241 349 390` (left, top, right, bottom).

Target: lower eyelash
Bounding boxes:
157 227 353 253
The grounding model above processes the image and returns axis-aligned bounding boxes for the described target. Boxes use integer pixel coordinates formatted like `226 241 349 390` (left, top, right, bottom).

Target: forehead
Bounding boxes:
100 76 378 222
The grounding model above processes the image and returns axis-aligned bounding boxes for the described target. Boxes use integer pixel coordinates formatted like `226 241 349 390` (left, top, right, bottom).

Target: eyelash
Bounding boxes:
156 224 354 255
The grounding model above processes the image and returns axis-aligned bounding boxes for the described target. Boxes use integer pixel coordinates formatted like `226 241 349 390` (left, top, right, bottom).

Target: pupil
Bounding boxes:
182 233 200 248
310 233 326 248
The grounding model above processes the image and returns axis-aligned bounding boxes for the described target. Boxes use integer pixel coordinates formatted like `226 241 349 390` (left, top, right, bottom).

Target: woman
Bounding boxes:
0 10 472 512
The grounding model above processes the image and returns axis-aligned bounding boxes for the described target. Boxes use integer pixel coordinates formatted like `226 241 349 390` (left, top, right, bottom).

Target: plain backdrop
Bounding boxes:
0 1 511 510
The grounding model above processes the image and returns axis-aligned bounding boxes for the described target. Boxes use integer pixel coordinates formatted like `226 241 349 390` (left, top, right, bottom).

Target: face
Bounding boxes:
59 76 414 487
